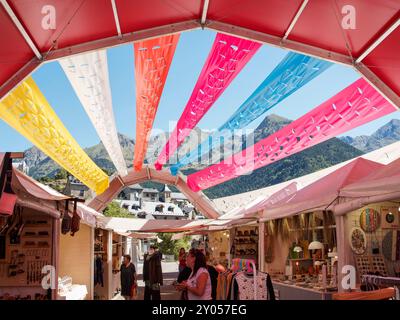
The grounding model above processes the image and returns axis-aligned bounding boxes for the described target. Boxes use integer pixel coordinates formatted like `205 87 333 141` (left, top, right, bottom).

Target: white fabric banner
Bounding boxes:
60 50 128 176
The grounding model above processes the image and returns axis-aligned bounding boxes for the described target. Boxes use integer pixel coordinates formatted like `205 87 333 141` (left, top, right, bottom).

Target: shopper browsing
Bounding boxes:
176 249 212 300
120 254 137 300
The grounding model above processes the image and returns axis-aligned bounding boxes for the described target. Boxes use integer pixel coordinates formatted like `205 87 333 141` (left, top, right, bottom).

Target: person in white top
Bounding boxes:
176 249 212 300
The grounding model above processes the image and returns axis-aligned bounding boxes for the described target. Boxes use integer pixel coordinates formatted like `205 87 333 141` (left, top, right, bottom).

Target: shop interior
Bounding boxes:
0 206 54 300
264 211 338 296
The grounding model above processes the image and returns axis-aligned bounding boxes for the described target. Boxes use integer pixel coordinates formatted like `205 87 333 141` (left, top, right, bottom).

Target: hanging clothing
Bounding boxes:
187 267 212 300
94 256 104 287
217 270 235 300
207 265 218 300
232 271 275 300
120 262 136 297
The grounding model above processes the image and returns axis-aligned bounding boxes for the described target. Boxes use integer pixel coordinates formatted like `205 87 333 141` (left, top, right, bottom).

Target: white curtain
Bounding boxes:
60 50 128 176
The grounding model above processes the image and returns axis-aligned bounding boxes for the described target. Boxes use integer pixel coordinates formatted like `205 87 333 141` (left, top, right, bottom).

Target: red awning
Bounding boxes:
0 0 398 109
262 158 384 220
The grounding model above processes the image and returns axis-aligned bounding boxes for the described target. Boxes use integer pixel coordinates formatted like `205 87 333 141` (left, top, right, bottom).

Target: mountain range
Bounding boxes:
340 119 400 153
19 114 400 199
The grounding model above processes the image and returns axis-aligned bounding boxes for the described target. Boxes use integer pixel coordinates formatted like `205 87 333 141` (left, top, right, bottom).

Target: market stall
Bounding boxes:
259 158 383 299
332 158 400 290
340 202 400 281
93 227 112 300
261 212 338 300
0 153 74 300
204 230 230 267
57 203 102 300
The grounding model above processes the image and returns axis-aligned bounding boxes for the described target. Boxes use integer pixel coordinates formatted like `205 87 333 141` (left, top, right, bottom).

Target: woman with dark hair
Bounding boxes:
176 249 212 300
120 254 136 300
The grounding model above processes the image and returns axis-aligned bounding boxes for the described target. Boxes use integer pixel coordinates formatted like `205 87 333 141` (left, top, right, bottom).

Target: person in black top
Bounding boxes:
120 254 136 300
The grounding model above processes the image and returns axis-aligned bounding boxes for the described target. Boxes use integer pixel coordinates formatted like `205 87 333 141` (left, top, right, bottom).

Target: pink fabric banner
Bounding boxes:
154 33 261 170
187 78 396 192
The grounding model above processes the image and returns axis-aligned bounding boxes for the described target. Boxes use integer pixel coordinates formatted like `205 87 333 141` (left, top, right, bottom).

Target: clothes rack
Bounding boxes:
362 275 400 300
231 258 257 300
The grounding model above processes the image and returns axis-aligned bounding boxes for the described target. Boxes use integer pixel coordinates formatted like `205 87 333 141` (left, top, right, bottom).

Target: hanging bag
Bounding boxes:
70 200 80 236
61 200 72 235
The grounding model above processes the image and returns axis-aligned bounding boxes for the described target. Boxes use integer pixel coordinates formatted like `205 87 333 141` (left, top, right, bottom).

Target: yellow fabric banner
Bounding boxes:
0 77 109 194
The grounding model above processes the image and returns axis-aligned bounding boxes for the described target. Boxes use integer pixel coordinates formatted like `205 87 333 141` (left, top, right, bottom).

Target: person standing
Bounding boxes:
178 248 187 273
143 245 163 300
176 249 212 300
120 254 137 300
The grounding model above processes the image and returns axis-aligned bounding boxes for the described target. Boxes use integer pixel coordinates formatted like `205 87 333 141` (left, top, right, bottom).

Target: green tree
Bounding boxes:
54 168 68 180
101 167 112 176
155 233 191 260
103 201 134 218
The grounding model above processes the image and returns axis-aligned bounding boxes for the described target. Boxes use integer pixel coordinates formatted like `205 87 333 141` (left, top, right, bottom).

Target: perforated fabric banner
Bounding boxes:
0 77 109 194
59 50 128 176
154 33 261 170
133 34 180 171
170 52 331 175
187 78 396 192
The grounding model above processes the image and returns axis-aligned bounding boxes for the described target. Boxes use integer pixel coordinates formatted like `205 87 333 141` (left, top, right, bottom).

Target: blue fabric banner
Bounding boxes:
170 52 331 175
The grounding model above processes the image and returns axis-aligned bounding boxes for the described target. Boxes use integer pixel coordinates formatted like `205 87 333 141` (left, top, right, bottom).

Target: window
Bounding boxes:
168 206 174 212
155 205 164 212
79 190 84 197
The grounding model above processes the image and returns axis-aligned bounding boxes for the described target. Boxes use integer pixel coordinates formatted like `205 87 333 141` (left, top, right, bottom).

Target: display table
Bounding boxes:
58 284 88 300
272 281 336 300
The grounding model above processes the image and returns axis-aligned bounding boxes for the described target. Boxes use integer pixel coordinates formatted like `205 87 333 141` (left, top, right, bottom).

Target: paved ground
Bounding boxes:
113 261 181 300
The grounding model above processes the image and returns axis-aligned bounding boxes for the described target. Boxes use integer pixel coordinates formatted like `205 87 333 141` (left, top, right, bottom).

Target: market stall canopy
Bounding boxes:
213 140 400 213
137 219 211 233
0 153 69 218
244 182 298 218
12 169 70 202
261 158 384 221
333 157 400 216
96 216 148 232
128 232 158 239
96 216 210 233
3 154 104 224
76 203 104 228
218 181 298 220
0 0 399 109
339 157 400 198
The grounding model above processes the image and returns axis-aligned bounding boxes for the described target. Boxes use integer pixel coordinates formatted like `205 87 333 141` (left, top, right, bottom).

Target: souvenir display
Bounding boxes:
232 227 259 268
380 207 400 229
360 208 380 233
0 210 52 292
382 230 397 261
355 256 372 276
355 255 388 279
350 227 367 255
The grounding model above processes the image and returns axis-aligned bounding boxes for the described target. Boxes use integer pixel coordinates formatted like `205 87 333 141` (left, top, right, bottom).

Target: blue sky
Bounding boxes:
0 29 398 152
